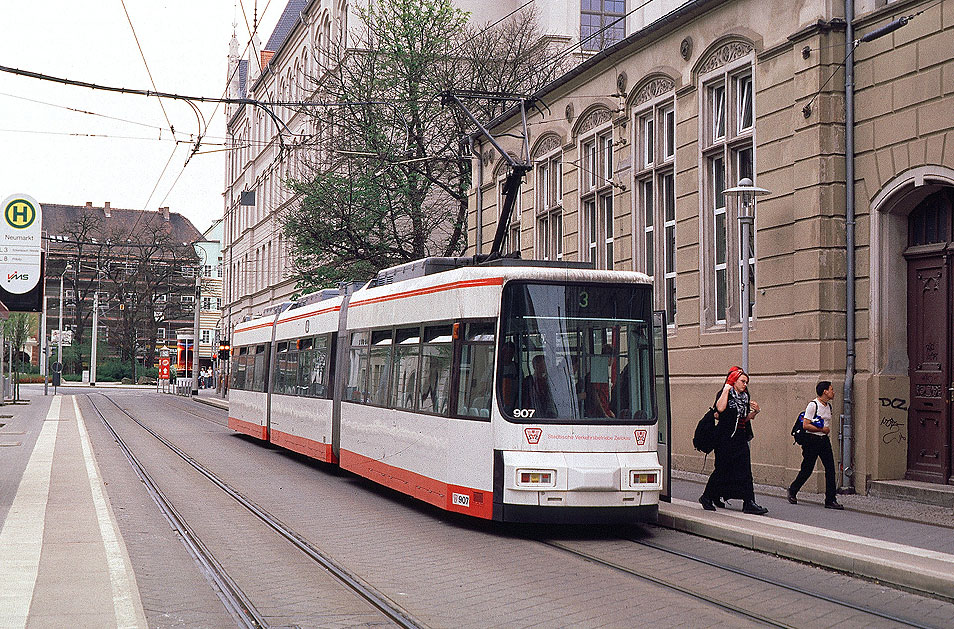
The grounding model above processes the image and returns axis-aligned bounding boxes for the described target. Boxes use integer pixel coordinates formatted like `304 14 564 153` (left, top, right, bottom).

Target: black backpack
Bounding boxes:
791 401 818 445
693 406 720 454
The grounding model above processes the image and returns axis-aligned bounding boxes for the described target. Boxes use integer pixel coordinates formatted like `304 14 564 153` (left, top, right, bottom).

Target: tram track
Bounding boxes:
536 535 939 629
86 392 424 629
630 536 938 628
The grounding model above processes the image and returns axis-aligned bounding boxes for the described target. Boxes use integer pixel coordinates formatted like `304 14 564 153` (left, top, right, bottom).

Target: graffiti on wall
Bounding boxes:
879 397 908 445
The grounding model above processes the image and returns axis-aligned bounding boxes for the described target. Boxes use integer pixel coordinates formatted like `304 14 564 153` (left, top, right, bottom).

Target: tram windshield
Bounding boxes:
498 281 655 424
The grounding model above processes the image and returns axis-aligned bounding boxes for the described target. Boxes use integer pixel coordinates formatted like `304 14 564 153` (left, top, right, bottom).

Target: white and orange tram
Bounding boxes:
229 258 667 523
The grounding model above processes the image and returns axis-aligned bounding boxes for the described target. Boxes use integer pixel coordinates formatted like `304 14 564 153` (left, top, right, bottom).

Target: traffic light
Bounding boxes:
218 342 230 361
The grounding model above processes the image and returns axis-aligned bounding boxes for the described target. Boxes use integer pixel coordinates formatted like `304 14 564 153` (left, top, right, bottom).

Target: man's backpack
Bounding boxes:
791 401 818 446
693 406 720 454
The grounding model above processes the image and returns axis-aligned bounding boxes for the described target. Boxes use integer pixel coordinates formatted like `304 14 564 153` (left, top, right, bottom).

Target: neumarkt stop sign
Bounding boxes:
0 194 44 312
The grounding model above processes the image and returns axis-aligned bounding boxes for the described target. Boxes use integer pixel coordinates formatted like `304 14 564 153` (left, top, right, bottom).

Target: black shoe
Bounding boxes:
825 500 844 510
699 496 716 511
713 498 726 509
787 488 797 505
742 500 768 515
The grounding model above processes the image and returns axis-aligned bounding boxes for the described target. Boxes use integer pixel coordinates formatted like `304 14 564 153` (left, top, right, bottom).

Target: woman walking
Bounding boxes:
699 366 768 515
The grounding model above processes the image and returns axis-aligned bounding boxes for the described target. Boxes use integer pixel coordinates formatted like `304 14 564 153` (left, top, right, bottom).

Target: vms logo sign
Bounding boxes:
4 199 37 230
7 271 29 282
524 427 542 444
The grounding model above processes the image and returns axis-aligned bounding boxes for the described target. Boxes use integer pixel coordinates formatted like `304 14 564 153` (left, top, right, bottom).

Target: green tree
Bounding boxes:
284 2 567 290
3 313 37 401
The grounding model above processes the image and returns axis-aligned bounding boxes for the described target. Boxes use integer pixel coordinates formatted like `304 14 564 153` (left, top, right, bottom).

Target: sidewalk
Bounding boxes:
0 393 149 627
665 470 954 601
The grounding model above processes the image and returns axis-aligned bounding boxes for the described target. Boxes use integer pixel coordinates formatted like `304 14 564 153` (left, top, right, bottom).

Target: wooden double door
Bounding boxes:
905 189 954 484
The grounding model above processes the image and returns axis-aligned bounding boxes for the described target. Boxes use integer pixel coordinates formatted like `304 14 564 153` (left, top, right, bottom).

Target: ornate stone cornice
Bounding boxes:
532 134 562 158
575 107 613 136
698 40 754 75
631 77 675 107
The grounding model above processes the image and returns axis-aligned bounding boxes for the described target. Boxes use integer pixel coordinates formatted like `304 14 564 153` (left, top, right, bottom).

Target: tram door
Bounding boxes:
652 311 672 501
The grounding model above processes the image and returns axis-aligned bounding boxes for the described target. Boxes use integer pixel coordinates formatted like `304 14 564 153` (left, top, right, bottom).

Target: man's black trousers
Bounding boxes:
790 435 836 503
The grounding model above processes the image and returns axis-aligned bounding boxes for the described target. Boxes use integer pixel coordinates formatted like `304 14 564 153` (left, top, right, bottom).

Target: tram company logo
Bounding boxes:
524 427 542 444
634 430 647 446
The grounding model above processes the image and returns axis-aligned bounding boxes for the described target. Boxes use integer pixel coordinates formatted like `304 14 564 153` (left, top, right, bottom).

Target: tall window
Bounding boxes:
536 151 563 260
703 61 755 328
634 95 676 323
581 0 626 51
580 129 615 269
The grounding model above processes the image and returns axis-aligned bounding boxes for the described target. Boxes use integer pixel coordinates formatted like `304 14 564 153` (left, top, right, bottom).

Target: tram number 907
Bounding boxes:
452 493 470 507
513 409 536 418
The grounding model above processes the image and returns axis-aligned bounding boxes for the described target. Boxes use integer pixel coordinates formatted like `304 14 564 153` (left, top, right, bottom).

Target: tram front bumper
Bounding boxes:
501 450 662 507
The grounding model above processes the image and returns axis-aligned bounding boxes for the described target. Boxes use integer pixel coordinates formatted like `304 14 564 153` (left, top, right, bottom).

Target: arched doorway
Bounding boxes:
904 187 954 484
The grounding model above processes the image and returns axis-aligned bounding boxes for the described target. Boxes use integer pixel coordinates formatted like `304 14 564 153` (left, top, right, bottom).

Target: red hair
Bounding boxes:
726 366 745 385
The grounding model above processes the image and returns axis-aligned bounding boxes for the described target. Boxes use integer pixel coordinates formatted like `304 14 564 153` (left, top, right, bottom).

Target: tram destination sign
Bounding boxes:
0 193 44 312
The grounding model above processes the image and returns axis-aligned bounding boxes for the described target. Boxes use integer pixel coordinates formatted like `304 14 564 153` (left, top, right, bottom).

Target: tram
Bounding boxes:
229 257 665 523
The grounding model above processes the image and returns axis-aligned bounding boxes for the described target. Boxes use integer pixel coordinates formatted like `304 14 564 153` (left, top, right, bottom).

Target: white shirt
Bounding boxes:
803 398 832 437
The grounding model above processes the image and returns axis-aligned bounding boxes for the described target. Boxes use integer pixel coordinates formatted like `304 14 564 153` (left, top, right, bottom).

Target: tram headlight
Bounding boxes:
516 469 556 487
630 471 658 487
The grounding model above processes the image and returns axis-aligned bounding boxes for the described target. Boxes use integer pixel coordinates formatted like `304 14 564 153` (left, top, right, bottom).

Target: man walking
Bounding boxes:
788 381 844 509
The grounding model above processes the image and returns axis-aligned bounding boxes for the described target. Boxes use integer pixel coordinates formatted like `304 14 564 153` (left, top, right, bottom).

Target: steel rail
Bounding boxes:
538 539 793 628
85 395 265 629
89 393 423 629
632 536 938 629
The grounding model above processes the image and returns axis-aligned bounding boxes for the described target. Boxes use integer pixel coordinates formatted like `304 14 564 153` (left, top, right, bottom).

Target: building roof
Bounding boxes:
264 0 308 52
41 202 204 245
238 59 248 97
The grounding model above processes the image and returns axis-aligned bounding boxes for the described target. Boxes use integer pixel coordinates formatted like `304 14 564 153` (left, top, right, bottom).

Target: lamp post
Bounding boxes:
191 247 206 396
90 269 103 386
723 178 770 373
57 263 73 369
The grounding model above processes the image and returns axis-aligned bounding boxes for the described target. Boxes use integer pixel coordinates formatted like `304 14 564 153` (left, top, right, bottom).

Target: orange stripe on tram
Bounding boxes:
340 449 493 519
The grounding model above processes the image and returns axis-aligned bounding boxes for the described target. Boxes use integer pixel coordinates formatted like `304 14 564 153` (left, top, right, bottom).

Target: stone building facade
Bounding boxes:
467 0 954 492
221 0 678 345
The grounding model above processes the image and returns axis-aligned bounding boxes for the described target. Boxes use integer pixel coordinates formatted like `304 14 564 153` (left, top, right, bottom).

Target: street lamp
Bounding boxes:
57 263 73 370
192 247 206 396
723 177 770 373
90 269 104 386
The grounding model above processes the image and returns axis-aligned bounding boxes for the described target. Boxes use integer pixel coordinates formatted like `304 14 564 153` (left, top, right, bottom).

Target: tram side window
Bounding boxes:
456 321 496 419
294 338 313 395
232 346 248 390
251 344 267 393
303 334 331 398
420 324 453 415
347 331 370 402
276 342 298 394
368 330 393 406
390 327 421 411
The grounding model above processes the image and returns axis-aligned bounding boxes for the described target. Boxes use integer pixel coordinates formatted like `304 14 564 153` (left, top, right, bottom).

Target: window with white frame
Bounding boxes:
201 330 211 343
497 174 522 255
580 128 615 269
634 92 676 323
535 150 563 260
157 327 166 340
702 59 755 328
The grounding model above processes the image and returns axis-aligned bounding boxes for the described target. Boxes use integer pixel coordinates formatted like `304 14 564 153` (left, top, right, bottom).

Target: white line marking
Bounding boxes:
73 396 146 628
0 396 61 628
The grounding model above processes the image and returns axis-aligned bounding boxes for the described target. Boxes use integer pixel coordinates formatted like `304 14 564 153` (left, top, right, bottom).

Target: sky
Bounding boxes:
0 1 284 234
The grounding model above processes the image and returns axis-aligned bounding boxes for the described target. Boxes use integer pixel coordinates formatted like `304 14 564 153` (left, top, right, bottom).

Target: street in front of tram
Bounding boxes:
3 386 954 628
